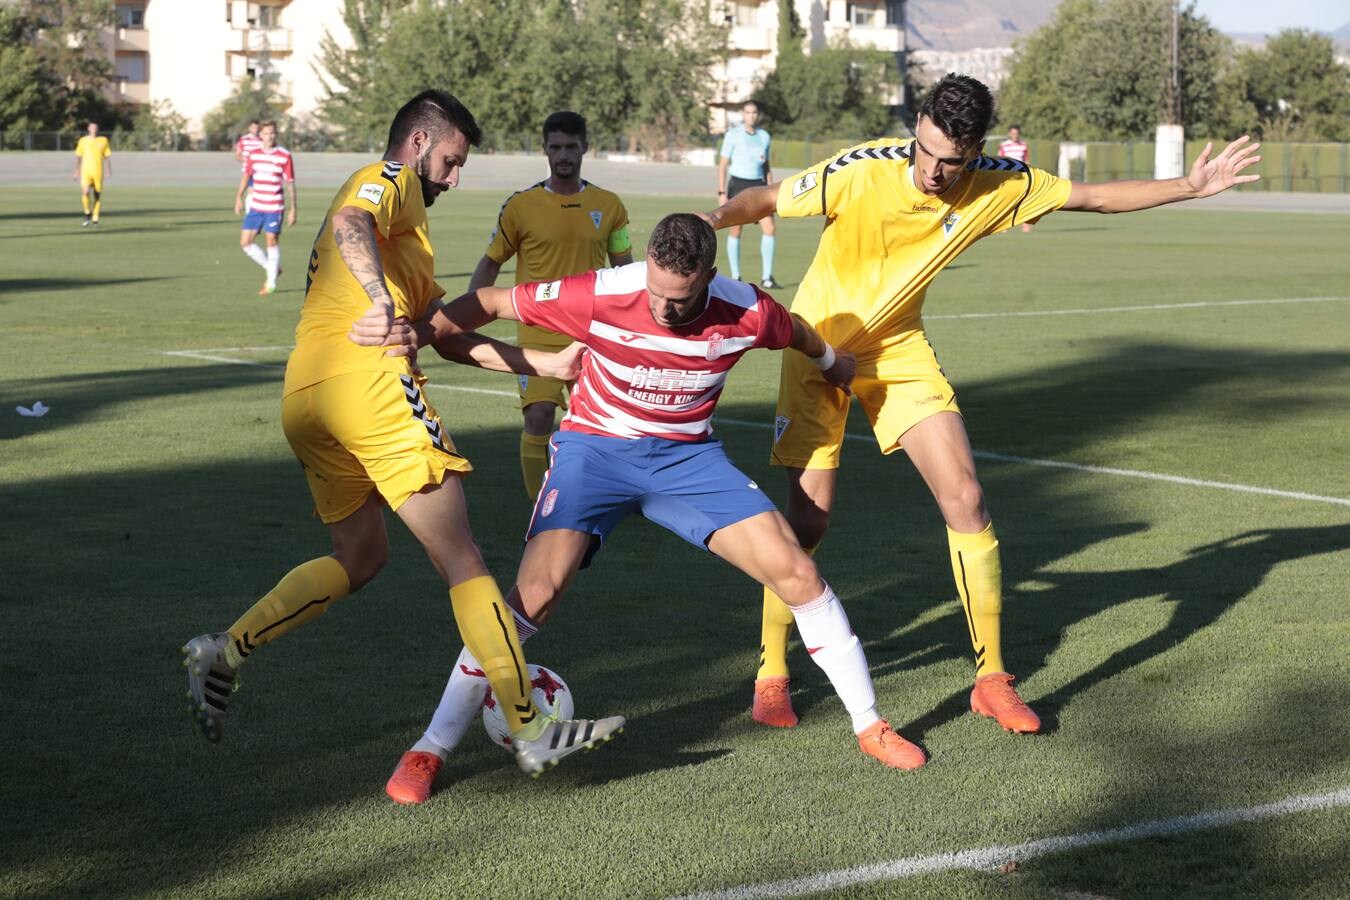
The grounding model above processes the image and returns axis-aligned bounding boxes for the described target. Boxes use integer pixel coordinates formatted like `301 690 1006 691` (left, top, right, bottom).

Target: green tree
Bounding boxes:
201 75 292 149
0 0 121 131
1000 0 1239 140
754 0 900 139
1229 29 1350 141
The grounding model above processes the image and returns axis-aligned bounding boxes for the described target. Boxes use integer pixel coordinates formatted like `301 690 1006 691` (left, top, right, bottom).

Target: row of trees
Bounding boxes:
998 0 1350 142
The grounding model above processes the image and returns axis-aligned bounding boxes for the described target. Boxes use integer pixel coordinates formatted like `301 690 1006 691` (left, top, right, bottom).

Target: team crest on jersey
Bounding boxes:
536 280 562 301
519 374 529 392
792 172 818 198
540 488 559 517
706 332 725 361
589 210 603 230
774 415 790 443
942 213 960 236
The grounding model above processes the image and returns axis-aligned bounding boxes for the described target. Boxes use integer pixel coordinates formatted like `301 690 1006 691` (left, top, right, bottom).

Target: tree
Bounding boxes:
201 75 292 149
753 0 900 139
999 0 1238 140
1229 30 1350 141
0 0 121 131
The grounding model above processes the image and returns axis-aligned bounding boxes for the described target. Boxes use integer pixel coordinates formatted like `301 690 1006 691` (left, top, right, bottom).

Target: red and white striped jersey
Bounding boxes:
511 262 795 441
236 133 263 165
244 146 295 213
998 138 1029 162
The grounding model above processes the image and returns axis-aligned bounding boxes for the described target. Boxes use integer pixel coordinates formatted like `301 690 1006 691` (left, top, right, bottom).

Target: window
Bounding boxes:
848 2 876 27
116 53 148 83
115 4 145 27
886 0 904 26
733 2 758 26
255 3 280 27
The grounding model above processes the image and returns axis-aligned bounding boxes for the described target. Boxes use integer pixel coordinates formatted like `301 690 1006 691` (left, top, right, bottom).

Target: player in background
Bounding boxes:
182 90 623 780
704 73 1260 736
234 121 297 295
360 214 927 804
716 100 779 289
72 122 111 227
469 111 632 500
998 125 1033 232
234 120 263 163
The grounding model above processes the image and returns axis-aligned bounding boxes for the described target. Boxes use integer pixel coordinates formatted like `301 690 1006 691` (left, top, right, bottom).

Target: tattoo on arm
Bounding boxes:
333 213 391 303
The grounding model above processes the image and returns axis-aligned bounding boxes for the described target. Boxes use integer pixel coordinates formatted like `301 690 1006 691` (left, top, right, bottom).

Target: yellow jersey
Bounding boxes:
74 135 111 177
284 160 444 395
777 138 1072 352
486 180 630 349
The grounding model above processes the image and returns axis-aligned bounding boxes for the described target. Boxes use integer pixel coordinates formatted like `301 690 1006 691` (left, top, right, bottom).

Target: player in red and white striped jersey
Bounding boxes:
999 126 1033 232
233 121 297 294
234 120 262 163
356 214 928 802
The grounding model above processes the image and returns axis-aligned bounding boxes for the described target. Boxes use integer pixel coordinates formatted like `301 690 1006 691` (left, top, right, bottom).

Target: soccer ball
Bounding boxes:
481 664 574 750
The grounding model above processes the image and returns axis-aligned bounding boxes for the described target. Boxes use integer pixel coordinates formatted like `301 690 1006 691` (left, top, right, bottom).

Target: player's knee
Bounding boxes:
521 402 555 434
767 548 824 605
786 505 830 551
335 536 388 590
937 479 986 527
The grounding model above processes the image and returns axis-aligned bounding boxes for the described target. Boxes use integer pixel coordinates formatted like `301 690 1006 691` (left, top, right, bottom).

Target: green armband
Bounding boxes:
608 225 632 255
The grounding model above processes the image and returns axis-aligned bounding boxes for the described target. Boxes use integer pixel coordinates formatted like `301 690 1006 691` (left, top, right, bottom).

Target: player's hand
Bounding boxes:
695 210 721 229
286 209 296 227
234 200 243 216
348 301 398 346
548 342 588 380
822 350 856 395
1185 136 1261 198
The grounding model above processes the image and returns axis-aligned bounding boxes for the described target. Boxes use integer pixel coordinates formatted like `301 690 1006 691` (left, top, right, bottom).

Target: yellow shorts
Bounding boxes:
516 341 571 411
771 333 960 470
282 371 473 523
81 174 103 193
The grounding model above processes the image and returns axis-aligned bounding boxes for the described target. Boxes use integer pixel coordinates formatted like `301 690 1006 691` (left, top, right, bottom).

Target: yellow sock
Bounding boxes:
520 432 550 501
948 523 1005 678
226 556 350 668
449 575 541 734
756 546 816 680
91 192 102 221
81 193 91 215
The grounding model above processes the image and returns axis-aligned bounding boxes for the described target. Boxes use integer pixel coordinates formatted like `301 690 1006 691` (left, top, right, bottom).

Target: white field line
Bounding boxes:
714 417 1350 508
924 295 1350 321
675 786 1350 900
159 349 1350 508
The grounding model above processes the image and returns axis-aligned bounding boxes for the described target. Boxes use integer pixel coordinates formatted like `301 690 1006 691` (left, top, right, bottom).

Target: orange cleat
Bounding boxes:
971 672 1041 733
752 676 799 727
857 719 926 769
385 751 443 805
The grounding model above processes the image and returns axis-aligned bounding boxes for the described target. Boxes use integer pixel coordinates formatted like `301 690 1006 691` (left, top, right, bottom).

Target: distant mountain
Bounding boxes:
906 0 1060 52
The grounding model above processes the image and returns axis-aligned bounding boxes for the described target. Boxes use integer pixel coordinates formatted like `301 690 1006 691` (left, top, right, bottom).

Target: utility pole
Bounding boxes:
1155 0 1185 178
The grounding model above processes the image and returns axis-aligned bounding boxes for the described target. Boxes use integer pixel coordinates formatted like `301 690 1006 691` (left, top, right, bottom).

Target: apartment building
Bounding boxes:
711 0 906 131
106 0 349 134
100 0 903 137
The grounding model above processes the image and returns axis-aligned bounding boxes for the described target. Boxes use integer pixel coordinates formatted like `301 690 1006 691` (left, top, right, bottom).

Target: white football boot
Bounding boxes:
181 633 238 743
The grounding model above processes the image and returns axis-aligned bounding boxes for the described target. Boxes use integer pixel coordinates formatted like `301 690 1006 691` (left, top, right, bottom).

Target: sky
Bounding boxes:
1188 0 1347 35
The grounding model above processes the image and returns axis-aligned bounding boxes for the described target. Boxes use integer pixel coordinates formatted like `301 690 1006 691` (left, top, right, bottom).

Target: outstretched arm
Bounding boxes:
702 183 779 229
1064 136 1261 213
787 313 854 394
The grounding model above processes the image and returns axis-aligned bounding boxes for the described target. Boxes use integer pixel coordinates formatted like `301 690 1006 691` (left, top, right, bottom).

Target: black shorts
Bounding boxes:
727 175 767 200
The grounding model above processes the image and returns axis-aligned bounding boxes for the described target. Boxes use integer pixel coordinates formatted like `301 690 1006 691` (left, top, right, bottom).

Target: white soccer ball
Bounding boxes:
481 664 574 750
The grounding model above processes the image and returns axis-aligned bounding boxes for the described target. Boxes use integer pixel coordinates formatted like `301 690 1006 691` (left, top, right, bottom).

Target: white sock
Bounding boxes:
789 585 881 734
265 245 281 285
242 243 267 269
413 607 539 758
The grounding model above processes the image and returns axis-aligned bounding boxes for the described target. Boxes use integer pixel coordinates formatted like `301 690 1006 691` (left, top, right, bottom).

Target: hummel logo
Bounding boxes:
618 334 639 343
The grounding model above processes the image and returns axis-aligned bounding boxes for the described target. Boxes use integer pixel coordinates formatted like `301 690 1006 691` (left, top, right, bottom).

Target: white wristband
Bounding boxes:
811 343 836 371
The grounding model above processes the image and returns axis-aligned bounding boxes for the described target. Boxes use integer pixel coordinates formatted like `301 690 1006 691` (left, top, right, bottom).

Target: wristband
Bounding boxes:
811 343 836 371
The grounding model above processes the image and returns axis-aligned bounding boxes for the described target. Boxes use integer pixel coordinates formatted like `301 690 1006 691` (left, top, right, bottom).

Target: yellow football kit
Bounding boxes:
283 159 469 523
75 135 111 219
772 138 1072 468
485 180 630 406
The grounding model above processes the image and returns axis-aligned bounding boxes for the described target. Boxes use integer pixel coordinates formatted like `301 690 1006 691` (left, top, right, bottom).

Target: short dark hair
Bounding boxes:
918 74 995 152
258 120 277 131
1008 124 1022 131
542 110 586 144
742 100 759 111
387 90 482 152
647 214 716 277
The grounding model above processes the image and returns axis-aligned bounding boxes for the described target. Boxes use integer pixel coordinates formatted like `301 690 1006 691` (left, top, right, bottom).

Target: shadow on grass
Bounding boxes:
0 275 184 294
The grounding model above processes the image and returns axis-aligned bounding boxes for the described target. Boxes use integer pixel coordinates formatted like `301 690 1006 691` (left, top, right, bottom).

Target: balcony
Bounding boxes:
228 27 293 54
825 22 903 52
114 26 149 52
728 24 773 53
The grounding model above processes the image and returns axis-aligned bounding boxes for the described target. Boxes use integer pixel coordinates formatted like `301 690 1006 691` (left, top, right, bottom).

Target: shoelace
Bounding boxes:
985 678 1028 709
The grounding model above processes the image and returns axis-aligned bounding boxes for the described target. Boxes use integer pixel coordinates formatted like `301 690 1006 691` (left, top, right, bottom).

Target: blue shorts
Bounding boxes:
527 431 778 563
242 210 283 234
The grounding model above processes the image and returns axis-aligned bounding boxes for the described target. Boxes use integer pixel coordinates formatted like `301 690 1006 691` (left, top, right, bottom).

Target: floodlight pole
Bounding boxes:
1155 0 1185 179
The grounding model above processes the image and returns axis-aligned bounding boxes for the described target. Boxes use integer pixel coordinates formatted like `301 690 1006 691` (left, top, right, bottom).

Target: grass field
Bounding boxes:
2 184 1349 899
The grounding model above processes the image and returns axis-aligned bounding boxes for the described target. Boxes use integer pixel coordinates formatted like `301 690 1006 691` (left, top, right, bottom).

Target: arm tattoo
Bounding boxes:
334 213 391 303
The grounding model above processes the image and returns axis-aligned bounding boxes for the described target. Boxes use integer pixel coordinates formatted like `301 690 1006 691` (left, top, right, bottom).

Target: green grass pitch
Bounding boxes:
1 185 1348 898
